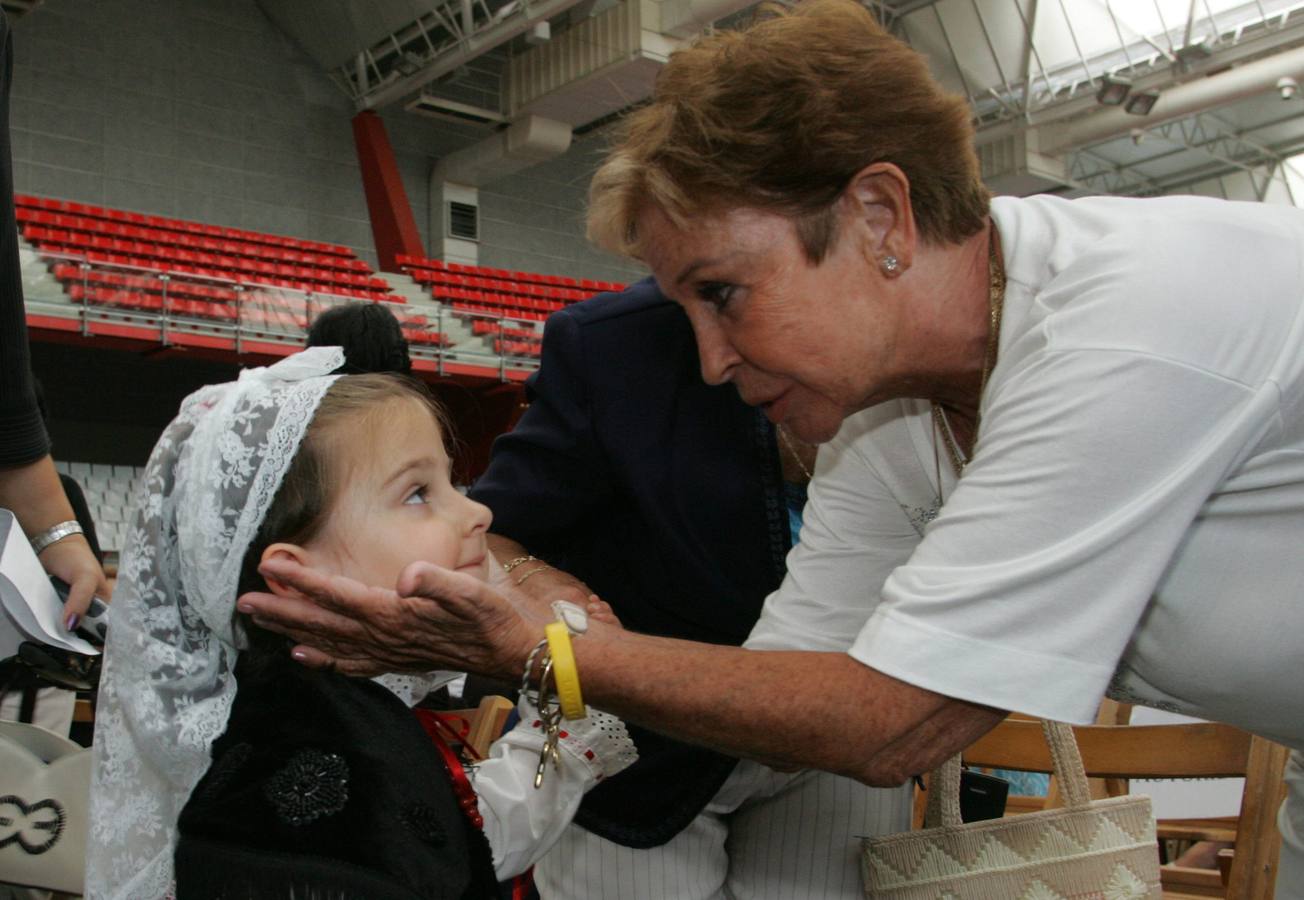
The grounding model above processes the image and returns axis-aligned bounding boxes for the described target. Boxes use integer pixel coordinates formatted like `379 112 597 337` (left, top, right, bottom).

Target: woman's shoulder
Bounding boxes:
995 195 1304 385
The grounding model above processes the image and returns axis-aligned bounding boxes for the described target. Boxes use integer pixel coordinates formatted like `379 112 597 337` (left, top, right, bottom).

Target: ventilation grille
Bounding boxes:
406 94 506 128
448 201 479 241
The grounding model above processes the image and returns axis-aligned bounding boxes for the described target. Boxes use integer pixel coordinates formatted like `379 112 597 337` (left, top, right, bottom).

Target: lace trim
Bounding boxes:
511 704 639 782
86 348 344 900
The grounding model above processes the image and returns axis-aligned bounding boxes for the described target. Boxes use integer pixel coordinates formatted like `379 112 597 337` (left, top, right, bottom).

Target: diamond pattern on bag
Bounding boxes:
916 844 971 880
1103 804 1154 840
862 796 1162 898
971 836 1026 870
1102 863 1151 899
1017 880 1066 900
1086 814 1142 853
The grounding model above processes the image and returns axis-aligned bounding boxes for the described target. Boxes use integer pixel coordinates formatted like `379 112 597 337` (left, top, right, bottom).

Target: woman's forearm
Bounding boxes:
0 454 109 617
0 454 77 534
241 558 1006 786
570 624 1005 785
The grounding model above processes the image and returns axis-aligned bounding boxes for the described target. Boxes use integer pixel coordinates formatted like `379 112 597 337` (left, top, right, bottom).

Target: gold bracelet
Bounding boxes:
502 554 539 574
545 621 585 720
515 564 553 586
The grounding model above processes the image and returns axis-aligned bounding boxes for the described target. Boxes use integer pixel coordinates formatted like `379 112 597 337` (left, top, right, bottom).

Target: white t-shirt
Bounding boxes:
747 193 1304 753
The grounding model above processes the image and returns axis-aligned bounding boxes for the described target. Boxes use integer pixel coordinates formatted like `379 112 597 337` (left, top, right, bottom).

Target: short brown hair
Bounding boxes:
588 0 989 262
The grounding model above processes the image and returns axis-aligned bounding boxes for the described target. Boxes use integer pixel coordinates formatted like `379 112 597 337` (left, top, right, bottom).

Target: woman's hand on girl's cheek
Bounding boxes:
396 560 542 680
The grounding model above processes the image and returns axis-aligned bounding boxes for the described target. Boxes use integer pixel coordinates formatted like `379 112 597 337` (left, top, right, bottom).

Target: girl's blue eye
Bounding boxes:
403 486 428 506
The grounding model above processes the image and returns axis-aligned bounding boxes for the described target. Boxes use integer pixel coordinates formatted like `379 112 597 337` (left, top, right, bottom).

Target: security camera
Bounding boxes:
1278 77 1298 100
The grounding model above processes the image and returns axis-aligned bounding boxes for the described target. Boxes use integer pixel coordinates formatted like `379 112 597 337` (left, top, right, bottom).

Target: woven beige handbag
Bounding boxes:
862 720 1162 899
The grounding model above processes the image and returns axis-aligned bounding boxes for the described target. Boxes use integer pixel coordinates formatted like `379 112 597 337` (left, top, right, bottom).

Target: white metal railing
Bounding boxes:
29 248 545 378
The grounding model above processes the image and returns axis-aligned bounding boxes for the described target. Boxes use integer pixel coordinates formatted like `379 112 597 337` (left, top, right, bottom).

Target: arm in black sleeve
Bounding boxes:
0 11 50 467
469 308 617 554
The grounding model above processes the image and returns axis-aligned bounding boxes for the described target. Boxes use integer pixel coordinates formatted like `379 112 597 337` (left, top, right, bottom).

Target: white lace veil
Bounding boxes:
84 347 446 900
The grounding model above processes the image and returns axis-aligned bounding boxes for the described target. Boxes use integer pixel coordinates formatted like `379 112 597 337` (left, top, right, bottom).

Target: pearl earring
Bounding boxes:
881 255 900 275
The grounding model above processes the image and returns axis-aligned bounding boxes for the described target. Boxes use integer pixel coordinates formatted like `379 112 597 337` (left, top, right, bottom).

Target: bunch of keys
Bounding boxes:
533 657 563 788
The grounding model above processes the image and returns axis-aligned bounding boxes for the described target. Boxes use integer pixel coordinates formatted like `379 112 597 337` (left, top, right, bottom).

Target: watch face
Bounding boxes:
550 600 588 634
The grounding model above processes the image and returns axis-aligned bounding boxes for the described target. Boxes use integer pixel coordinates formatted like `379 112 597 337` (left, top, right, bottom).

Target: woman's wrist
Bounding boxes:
0 455 78 536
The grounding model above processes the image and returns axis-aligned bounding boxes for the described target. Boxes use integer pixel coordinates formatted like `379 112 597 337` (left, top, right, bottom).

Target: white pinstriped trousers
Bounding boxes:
534 760 913 899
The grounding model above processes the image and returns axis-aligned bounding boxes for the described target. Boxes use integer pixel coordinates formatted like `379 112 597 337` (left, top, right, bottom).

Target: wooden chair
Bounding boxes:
960 716 1290 899
914 702 1130 826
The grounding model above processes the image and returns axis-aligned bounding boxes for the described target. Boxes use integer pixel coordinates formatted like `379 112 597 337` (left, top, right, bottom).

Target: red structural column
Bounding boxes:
352 110 424 273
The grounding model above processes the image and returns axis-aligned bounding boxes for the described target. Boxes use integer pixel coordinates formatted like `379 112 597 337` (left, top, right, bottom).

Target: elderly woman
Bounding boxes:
240 0 1304 893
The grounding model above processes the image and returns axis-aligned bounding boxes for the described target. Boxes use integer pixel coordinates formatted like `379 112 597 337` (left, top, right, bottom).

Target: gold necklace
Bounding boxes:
932 220 1006 485
777 424 814 482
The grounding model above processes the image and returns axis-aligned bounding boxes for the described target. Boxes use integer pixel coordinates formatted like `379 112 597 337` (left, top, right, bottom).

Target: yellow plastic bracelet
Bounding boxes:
545 621 585 720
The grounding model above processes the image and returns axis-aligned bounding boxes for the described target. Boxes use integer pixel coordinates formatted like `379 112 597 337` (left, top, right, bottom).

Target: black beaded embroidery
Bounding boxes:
399 802 447 847
263 748 349 826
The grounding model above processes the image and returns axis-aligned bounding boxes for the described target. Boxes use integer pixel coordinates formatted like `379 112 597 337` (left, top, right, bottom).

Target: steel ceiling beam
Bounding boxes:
978 12 1304 150
1016 0 1050 119
1046 39 1304 152
344 0 585 111
1068 109 1304 196
1069 146 1166 194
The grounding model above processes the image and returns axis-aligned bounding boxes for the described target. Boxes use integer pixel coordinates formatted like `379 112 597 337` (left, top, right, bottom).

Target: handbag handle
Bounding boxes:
924 720 1092 829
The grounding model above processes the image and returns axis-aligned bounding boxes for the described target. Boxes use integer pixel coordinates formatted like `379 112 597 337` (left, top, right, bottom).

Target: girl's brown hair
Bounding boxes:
587 0 989 262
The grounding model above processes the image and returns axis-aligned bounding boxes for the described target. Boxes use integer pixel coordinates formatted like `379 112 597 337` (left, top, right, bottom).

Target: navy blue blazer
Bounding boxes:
469 278 790 846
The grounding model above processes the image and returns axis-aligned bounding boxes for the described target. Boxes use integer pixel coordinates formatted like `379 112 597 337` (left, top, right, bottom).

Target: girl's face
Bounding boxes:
300 399 492 588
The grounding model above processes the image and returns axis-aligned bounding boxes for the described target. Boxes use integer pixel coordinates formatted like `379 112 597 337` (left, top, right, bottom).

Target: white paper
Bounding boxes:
0 509 100 655
1128 706 1243 819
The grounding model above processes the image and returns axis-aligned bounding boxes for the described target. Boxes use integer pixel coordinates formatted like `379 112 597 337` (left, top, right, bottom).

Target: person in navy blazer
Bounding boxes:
468 277 908 899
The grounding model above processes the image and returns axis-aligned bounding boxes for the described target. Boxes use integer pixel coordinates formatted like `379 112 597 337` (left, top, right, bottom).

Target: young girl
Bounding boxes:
86 347 635 900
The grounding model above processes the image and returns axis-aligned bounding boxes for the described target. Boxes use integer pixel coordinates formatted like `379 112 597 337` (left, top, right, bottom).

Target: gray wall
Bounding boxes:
7 0 644 283
478 129 647 284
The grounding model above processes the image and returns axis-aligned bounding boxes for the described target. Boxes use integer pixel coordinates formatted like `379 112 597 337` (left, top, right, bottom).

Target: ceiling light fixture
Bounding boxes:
1096 74 1132 106
1124 89 1160 116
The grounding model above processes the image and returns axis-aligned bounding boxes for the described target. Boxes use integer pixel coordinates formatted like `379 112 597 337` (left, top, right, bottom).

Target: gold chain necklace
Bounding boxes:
777 423 814 482
932 221 1006 492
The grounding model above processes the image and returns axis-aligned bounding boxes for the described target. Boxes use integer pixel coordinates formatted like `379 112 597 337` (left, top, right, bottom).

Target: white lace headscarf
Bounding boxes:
85 347 443 900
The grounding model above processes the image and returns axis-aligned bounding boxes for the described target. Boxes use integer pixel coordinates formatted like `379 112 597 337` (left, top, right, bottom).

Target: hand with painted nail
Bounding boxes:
40 532 110 631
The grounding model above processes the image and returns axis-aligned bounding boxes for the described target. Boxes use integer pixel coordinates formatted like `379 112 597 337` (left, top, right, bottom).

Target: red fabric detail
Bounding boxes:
511 867 535 900
412 709 484 831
